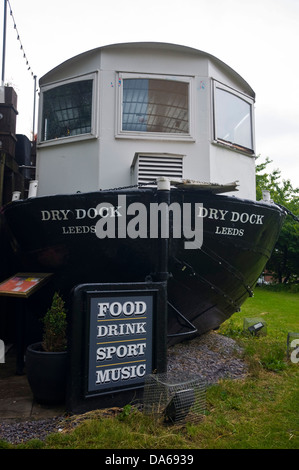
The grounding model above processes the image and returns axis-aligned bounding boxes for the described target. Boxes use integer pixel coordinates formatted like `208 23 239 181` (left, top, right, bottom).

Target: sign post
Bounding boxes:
67 281 167 414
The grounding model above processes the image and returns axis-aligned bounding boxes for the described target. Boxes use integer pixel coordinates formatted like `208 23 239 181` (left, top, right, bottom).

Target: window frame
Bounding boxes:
116 72 195 141
38 72 98 146
212 80 255 155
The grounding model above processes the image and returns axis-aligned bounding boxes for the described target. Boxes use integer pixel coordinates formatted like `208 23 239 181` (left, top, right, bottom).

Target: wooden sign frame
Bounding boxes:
0 273 53 298
67 281 167 414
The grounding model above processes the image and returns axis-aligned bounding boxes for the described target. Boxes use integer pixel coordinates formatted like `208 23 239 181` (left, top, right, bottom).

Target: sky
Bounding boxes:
1 0 299 188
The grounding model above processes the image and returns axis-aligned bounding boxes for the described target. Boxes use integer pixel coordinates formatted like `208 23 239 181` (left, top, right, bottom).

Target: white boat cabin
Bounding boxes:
36 42 256 199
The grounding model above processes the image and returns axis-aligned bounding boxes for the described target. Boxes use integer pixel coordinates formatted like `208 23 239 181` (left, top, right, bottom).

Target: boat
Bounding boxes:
0 42 286 345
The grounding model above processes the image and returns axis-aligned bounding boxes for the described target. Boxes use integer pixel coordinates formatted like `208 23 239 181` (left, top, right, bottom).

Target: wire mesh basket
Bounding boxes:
143 372 206 425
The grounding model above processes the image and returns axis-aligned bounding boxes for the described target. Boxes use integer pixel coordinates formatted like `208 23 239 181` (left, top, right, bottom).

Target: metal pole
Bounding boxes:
32 75 37 137
1 0 7 85
156 176 170 282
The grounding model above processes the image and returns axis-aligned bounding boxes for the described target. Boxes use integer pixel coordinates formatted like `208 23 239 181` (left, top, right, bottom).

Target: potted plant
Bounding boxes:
26 292 68 405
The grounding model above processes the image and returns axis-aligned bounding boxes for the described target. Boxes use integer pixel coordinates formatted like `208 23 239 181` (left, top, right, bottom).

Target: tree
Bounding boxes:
256 156 299 283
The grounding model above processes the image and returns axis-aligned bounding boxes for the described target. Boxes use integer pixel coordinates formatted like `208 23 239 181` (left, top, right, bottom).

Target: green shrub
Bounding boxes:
42 292 67 352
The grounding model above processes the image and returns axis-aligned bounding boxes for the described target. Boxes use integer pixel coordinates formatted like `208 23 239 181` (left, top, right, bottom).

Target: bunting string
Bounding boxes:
7 0 36 81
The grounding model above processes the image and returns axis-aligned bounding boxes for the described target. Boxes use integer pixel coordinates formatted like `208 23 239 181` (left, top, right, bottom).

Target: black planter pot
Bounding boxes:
26 342 68 405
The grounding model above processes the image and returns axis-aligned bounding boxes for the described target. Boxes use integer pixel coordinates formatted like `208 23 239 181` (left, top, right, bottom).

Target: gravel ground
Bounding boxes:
167 331 247 384
0 332 247 445
0 417 65 445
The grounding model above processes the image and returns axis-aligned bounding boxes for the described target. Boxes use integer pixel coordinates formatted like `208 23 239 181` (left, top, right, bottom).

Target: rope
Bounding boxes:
103 181 156 191
6 0 36 80
276 204 299 223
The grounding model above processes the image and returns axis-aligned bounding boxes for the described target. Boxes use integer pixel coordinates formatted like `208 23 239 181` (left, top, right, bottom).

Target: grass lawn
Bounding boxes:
1 287 298 450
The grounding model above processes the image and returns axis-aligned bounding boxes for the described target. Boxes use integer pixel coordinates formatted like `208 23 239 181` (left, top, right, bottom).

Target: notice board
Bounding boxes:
67 282 167 414
0 273 53 298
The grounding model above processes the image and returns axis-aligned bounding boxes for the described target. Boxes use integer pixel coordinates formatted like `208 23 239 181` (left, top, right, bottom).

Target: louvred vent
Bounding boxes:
133 154 183 186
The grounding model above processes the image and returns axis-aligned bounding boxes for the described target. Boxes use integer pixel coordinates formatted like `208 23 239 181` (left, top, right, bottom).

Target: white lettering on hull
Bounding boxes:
40 199 265 244
215 226 244 236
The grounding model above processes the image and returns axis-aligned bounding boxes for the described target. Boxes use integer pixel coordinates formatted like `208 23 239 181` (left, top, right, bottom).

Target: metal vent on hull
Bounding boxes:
131 153 184 186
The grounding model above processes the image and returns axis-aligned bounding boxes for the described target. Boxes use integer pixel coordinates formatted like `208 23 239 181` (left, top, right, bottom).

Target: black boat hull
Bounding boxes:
1 188 285 344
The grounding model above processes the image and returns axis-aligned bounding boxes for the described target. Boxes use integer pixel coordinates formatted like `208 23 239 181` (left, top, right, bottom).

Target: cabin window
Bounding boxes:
213 81 254 154
118 74 192 138
41 78 94 142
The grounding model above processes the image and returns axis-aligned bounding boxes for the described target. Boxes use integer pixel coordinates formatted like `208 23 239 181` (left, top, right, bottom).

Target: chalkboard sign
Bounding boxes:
67 282 167 414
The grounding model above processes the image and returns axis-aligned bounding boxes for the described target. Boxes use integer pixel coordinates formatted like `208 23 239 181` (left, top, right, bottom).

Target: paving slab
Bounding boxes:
0 396 33 419
0 346 66 421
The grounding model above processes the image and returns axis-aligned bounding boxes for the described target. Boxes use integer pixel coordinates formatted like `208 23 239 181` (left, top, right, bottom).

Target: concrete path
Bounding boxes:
0 346 65 420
